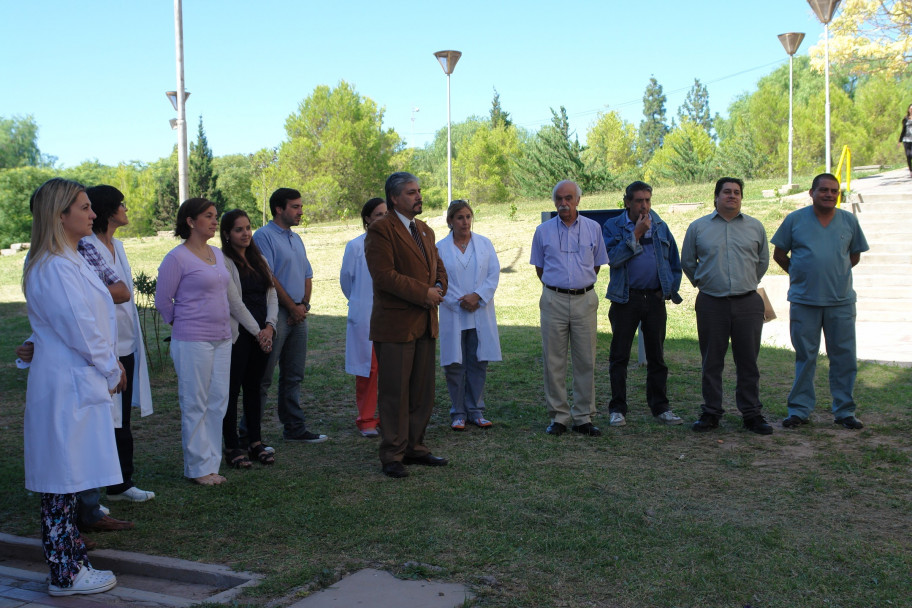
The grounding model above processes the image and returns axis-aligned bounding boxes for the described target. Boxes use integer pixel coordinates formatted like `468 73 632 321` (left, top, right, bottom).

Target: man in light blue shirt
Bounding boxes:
772 173 869 430
253 188 327 444
530 180 609 437
682 177 772 435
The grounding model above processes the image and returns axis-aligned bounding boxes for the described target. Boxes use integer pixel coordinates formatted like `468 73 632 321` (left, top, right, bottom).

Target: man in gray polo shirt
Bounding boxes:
681 177 772 435
253 188 327 443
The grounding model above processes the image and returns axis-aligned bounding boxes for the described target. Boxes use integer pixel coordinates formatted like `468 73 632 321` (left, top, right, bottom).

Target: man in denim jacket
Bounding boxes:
602 181 683 427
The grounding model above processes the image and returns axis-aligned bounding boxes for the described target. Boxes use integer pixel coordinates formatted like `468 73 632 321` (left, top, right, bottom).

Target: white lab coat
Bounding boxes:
437 232 503 367
86 233 153 425
23 249 122 494
339 233 374 377
224 256 278 344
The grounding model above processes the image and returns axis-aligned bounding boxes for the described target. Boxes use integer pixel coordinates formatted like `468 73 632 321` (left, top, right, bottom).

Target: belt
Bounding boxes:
545 284 594 295
705 290 756 299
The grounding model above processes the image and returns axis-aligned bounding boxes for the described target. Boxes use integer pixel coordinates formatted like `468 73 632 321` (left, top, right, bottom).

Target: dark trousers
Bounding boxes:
695 291 764 418
224 330 269 450
374 336 436 465
608 290 669 416
107 353 135 495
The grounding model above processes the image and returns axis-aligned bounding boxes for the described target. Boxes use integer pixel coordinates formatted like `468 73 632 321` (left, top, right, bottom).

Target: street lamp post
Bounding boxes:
778 32 805 190
807 0 841 173
170 0 189 203
433 50 462 205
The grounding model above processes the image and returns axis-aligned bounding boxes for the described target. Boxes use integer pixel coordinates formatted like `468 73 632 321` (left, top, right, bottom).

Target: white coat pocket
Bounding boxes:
71 366 114 410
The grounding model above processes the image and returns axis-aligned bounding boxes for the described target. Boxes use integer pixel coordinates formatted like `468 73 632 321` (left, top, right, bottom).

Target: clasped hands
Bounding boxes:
257 325 275 353
425 286 444 309
458 292 481 312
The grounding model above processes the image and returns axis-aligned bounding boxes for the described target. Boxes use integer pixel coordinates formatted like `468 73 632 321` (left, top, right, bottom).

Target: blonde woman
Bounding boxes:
23 178 125 596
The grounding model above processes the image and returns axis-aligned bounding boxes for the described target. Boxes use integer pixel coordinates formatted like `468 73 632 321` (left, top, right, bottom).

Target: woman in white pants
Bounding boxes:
156 198 232 486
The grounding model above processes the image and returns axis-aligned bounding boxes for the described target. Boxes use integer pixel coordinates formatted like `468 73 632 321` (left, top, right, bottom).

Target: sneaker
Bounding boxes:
107 486 155 502
743 415 773 435
284 430 328 443
834 416 864 430
471 417 493 428
655 411 683 425
692 413 719 432
98 504 110 516
360 428 380 438
451 418 466 431
609 412 627 427
782 414 809 429
48 566 117 596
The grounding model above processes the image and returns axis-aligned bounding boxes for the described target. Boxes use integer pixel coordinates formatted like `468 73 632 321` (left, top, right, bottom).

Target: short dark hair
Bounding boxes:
85 185 124 234
811 173 839 191
623 181 652 204
175 198 216 239
361 197 386 230
385 172 419 203
714 177 744 199
269 188 302 217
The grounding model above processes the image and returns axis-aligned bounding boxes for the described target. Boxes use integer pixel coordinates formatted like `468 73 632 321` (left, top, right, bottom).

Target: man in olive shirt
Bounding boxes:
681 177 772 434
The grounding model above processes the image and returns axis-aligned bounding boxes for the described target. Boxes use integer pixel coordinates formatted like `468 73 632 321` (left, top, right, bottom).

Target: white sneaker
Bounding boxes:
98 504 110 516
48 565 117 596
655 410 684 425
107 486 155 502
609 412 626 426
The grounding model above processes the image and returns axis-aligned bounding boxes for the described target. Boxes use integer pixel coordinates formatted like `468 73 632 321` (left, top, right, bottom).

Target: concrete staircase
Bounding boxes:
852 191 912 323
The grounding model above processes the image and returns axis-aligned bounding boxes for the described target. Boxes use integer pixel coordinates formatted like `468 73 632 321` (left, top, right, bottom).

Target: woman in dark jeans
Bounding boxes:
220 209 278 467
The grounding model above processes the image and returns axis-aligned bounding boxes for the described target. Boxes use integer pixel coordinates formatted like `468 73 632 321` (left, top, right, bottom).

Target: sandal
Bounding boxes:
226 448 252 469
249 443 275 465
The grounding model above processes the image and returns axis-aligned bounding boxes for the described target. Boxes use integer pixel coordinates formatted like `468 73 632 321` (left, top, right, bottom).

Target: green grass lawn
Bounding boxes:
1 175 910 607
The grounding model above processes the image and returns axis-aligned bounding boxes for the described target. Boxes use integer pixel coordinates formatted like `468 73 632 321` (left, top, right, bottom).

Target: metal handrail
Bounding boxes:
834 145 851 207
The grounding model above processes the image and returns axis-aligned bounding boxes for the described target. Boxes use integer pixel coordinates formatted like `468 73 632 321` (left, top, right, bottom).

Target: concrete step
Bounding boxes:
856 252 912 265
854 263 909 275
855 286 910 299
853 192 912 204
853 273 912 287
864 241 911 252
857 306 912 323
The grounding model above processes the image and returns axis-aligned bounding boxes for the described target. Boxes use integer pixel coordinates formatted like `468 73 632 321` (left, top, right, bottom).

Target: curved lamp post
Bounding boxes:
778 32 805 189
434 50 462 205
807 0 841 172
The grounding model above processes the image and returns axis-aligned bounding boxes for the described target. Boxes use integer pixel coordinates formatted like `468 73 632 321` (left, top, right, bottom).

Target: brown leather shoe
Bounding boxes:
83 515 134 532
80 534 97 550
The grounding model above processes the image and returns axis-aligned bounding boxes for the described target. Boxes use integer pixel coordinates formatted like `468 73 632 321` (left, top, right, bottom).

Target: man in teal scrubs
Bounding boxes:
771 173 869 429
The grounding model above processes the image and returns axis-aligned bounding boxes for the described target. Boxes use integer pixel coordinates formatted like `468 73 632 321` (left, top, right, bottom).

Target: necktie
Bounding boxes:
410 221 428 263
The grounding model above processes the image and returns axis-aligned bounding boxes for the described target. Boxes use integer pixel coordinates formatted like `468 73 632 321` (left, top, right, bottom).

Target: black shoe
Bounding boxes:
782 414 809 428
834 416 864 430
402 453 448 466
744 415 773 435
692 413 719 432
571 422 602 437
382 462 409 478
546 422 567 436
284 430 328 443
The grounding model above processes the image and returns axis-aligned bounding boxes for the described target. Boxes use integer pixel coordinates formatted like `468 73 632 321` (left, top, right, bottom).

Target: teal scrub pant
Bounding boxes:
787 302 857 420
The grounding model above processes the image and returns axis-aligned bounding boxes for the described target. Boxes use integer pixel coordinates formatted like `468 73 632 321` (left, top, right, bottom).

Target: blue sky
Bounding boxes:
1 0 830 167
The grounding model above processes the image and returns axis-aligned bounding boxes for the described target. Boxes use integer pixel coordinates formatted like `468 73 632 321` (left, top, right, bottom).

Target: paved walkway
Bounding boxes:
760 168 912 367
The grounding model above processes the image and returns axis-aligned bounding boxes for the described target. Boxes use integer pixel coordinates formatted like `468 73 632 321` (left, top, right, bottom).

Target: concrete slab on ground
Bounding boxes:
0 533 260 607
289 568 472 608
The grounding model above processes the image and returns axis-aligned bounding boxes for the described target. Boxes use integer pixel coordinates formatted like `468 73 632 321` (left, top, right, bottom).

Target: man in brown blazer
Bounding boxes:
365 172 449 478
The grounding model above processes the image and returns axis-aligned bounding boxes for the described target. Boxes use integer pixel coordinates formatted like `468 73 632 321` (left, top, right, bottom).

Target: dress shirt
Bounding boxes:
253 221 313 303
623 217 661 290
681 210 769 297
530 215 609 290
77 238 120 285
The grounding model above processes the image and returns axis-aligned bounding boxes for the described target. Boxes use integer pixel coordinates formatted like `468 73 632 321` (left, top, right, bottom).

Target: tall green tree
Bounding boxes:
0 166 55 248
515 106 586 197
489 88 512 128
638 77 669 162
0 115 43 169
151 149 179 232
214 154 258 223
453 124 521 205
189 116 226 213
409 117 487 208
645 120 716 185
274 80 400 221
678 79 713 134
583 110 638 181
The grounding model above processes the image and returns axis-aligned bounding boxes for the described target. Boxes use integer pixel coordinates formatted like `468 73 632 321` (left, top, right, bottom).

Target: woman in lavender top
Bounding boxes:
155 198 232 486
